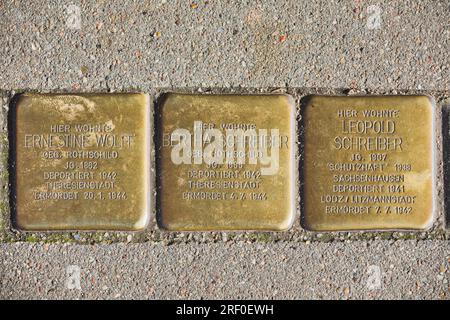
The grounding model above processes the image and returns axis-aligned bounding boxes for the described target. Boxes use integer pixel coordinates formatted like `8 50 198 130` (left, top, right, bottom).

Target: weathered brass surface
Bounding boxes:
14 93 150 231
302 95 434 231
158 94 295 231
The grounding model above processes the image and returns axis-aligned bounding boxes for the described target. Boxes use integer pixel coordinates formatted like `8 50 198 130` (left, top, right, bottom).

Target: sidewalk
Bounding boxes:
0 0 448 299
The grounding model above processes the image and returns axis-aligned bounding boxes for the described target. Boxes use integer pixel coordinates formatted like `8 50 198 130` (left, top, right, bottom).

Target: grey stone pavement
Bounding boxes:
0 0 449 299
0 241 449 299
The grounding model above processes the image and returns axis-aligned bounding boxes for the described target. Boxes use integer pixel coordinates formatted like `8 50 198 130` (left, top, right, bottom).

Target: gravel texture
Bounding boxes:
0 241 449 300
0 0 448 91
0 0 449 299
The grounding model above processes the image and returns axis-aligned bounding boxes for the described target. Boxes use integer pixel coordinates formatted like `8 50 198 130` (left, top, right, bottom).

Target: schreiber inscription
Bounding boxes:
158 94 295 231
302 95 434 231
14 93 150 231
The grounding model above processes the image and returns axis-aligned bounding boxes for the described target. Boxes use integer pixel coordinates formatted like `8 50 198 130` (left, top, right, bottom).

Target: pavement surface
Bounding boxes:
0 0 448 91
0 0 449 300
1 241 449 299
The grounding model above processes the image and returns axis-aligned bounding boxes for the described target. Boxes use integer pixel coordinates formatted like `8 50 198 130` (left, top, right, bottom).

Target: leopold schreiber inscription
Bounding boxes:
158 94 295 231
14 93 150 231
302 95 434 231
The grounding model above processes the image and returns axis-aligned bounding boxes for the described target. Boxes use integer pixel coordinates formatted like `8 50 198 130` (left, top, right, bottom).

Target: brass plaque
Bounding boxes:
14 93 150 231
158 93 295 231
302 95 434 231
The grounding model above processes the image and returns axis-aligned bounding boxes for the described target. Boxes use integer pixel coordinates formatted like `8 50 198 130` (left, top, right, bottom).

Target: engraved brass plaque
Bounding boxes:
14 93 150 231
158 94 295 231
302 95 434 231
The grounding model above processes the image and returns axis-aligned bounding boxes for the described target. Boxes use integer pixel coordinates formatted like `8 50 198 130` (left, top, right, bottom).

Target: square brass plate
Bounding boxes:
302 95 434 231
13 93 150 231
157 93 295 231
